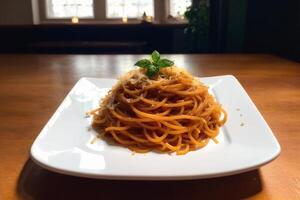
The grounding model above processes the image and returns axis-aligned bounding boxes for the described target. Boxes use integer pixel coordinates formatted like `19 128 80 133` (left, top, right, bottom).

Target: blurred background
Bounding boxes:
0 0 299 61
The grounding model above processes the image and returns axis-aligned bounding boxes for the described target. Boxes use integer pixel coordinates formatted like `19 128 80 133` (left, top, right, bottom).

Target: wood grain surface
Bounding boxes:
0 54 299 200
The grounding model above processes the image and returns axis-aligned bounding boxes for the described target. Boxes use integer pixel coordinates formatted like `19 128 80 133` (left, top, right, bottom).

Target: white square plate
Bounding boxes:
30 75 280 180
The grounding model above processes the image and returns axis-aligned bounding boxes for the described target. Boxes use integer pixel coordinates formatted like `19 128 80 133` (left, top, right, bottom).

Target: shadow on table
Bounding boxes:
17 159 263 200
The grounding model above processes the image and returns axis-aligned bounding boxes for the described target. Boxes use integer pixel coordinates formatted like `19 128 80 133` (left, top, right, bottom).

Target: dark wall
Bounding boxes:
245 0 300 60
226 0 247 52
0 24 186 54
209 0 300 60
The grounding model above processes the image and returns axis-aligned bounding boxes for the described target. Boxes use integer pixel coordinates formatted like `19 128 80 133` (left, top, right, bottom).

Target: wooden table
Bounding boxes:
0 54 299 200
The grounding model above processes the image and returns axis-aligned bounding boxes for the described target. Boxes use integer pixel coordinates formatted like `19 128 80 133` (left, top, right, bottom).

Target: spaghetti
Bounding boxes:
89 67 227 155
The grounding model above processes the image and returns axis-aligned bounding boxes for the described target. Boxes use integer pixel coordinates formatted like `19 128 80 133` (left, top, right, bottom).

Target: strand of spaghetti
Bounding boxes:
163 135 181 151
167 129 189 135
92 116 106 124
178 77 194 85
204 126 219 138
138 122 162 130
138 96 166 105
189 144 197 151
161 121 187 130
144 81 161 88
166 134 180 143
164 100 194 108
157 145 168 151
160 83 183 88
195 101 207 115
140 96 193 108
134 108 171 119
219 108 227 125
119 92 143 104
159 84 186 91
197 118 219 137
128 145 151 153
179 106 185 114
88 108 102 115
131 106 203 121
122 83 142 95
201 105 217 117
153 131 168 140
176 144 190 155
144 129 168 143
212 137 219 144
172 120 183 126
156 109 171 116
139 98 168 111
172 89 207 96
110 131 136 145
177 135 182 146
193 128 200 139
188 130 209 147
105 109 115 122
195 93 203 102
204 128 219 138
121 130 149 143
159 87 207 96
110 109 154 122
105 126 129 132
144 79 177 90
190 97 198 115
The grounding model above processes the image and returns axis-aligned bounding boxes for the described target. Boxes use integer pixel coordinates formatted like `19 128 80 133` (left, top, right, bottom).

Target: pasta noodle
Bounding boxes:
89 67 227 155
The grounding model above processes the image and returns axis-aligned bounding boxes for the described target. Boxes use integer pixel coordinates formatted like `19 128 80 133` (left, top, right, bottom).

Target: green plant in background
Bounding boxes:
184 0 209 52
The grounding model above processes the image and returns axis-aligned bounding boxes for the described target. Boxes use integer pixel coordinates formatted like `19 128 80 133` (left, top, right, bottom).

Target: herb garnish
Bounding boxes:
134 50 174 78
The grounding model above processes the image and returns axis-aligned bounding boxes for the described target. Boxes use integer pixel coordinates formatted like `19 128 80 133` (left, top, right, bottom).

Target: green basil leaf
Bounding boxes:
146 65 159 77
157 59 174 68
151 50 160 63
134 59 152 68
